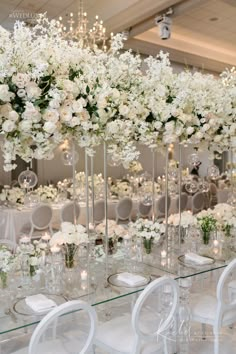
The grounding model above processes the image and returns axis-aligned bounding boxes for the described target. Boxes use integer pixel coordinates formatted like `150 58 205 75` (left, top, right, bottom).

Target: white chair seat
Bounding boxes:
96 314 162 354
191 294 236 325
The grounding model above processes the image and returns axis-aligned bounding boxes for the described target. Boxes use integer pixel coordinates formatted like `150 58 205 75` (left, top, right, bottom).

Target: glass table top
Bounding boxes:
0 248 233 336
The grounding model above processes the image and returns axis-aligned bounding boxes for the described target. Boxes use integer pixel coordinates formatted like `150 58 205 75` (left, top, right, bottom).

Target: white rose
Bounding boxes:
59 107 72 122
8 111 19 122
195 131 203 140
43 121 57 134
43 109 59 123
61 222 76 234
0 85 14 102
72 98 86 113
12 73 30 88
202 124 210 132
97 96 107 109
22 103 41 122
19 120 32 132
119 104 129 116
2 120 15 132
26 82 41 99
186 126 194 135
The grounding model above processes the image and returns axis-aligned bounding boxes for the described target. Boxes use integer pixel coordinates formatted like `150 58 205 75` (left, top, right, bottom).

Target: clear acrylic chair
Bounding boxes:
115 197 133 224
29 203 53 238
94 276 179 354
60 201 80 224
12 300 97 354
190 259 236 354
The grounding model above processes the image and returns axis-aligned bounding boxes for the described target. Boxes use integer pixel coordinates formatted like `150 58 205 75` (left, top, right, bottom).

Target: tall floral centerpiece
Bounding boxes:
130 219 165 254
50 222 88 268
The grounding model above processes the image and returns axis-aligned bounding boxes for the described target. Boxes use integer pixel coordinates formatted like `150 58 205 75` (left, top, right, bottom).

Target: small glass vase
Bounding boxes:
202 230 210 245
143 237 152 254
64 244 78 269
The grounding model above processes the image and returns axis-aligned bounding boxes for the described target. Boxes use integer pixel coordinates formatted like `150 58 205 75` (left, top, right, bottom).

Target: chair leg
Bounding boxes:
214 331 219 354
202 323 206 340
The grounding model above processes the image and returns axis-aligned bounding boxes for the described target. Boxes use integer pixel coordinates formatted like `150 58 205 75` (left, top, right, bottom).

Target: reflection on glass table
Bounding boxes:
0 242 234 342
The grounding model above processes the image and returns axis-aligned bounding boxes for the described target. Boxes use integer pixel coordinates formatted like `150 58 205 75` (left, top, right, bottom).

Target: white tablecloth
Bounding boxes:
0 195 191 243
217 189 230 203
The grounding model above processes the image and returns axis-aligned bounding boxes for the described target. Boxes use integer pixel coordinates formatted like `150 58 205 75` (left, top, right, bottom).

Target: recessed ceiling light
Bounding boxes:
209 17 219 21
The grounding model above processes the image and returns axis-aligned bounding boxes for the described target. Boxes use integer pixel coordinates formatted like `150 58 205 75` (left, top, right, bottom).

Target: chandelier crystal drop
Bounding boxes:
57 0 112 50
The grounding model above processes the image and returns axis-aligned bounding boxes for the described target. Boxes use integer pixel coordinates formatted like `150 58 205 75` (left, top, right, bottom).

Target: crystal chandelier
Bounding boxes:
57 0 111 50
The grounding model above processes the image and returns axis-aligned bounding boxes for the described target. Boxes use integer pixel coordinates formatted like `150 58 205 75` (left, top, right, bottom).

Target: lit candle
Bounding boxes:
50 245 60 253
213 240 219 247
81 270 88 281
213 247 219 255
42 233 51 241
161 250 167 258
161 259 167 267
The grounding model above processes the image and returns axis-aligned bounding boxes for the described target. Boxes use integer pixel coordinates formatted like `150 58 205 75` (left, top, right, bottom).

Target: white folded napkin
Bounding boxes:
25 294 57 313
117 272 146 286
185 252 213 265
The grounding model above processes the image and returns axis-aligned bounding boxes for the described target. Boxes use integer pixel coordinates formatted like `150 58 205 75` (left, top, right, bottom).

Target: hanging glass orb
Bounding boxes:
61 149 79 166
207 164 220 179
107 153 121 167
184 179 199 194
188 153 201 167
198 180 209 193
18 168 38 189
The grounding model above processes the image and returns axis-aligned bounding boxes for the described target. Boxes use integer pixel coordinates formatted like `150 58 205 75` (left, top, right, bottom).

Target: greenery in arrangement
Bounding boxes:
197 215 217 245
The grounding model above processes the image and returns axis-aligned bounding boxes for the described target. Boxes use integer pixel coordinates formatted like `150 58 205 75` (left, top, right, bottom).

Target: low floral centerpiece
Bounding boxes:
168 211 197 229
36 185 58 203
96 220 127 255
0 186 24 205
110 180 133 198
50 222 89 268
197 212 217 245
0 245 15 288
130 219 165 254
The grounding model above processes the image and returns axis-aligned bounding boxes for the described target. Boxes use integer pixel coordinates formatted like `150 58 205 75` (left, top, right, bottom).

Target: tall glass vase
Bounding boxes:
85 149 90 233
103 142 108 281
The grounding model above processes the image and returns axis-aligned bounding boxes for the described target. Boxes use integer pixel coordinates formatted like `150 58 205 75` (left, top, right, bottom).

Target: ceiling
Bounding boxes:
0 0 235 74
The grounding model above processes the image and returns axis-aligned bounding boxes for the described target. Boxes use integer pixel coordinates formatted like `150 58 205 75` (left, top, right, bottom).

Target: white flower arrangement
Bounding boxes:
35 185 58 202
168 211 197 229
126 161 143 174
50 222 88 268
50 222 89 247
130 219 164 241
110 180 133 198
0 15 233 172
96 220 127 239
198 203 236 237
0 245 14 273
0 186 24 205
